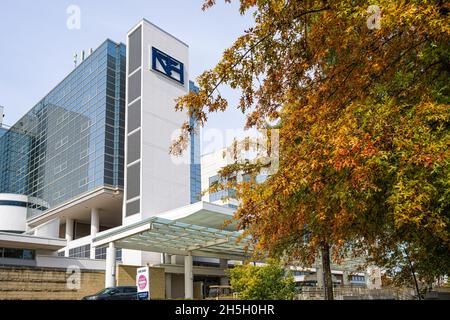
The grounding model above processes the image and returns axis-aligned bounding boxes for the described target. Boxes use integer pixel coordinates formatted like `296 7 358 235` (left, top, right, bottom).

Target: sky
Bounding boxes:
0 0 257 154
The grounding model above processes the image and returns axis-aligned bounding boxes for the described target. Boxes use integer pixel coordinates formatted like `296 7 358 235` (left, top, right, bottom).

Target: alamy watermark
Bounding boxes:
367 5 382 30
66 5 81 30
66 265 81 290
171 127 280 175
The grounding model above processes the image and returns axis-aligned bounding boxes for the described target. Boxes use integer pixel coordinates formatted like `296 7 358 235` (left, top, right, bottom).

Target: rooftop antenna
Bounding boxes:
80 50 85 63
89 48 93 55
73 53 78 68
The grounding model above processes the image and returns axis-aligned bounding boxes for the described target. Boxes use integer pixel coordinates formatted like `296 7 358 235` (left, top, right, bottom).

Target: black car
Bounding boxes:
82 286 138 300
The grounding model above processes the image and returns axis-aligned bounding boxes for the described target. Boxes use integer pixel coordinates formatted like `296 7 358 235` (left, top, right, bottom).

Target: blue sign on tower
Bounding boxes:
152 47 184 85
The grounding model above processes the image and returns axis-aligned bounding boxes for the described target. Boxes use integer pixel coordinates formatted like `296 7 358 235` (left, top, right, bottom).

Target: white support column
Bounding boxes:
65 219 74 257
90 208 99 259
184 254 193 299
165 273 172 299
105 242 116 288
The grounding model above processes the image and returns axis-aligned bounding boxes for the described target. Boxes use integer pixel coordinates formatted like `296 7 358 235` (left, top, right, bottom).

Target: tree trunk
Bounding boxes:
321 242 334 300
405 250 421 300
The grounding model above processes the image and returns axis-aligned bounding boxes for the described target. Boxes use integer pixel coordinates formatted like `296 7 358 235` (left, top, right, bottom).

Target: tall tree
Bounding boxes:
172 0 449 299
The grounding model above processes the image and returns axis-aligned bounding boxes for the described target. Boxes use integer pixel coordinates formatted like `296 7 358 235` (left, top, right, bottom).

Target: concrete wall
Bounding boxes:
0 265 104 300
0 255 106 271
33 218 60 238
0 193 28 232
36 255 106 270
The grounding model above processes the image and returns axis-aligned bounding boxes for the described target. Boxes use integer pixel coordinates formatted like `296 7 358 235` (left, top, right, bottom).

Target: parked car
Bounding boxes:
82 286 138 300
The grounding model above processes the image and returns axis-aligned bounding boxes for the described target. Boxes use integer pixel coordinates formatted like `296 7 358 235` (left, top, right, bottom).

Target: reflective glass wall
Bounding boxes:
0 40 126 219
189 81 201 204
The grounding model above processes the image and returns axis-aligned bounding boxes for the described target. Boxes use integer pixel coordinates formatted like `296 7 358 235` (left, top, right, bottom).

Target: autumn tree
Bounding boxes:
172 0 450 299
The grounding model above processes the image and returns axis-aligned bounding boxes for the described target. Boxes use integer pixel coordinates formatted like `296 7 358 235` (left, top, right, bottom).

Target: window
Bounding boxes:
209 175 237 202
95 247 122 261
80 149 88 159
55 136 69 150
81 121 90 132
54 188 66 200
79 177 89 187
127 100 141 133
126 199 140 217
350 275 365 283
293 271 309 276
128 70 141 102
94 246 106 260
127 131 141 164
0 248 35 260
0 200 27 207
68 244 90 258
128 26 142 74
126 163 140 200
54 161 68 175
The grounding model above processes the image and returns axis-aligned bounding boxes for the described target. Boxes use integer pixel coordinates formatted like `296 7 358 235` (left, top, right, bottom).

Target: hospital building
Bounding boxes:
0 19 376 300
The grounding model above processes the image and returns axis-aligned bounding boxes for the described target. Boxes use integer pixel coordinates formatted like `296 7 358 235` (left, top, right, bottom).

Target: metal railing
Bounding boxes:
295 286 415 300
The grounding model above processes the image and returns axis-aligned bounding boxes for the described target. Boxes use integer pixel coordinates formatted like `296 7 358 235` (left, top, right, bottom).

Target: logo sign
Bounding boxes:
152 47 184 85
138 275 147 290
136 266 150 300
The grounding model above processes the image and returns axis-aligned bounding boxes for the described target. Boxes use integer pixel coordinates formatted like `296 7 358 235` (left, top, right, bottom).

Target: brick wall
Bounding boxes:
149 267 165 300
116 264 138 286
0 265 104 300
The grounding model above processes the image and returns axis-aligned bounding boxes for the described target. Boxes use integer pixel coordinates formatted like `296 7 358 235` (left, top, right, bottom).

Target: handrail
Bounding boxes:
296 286 415 300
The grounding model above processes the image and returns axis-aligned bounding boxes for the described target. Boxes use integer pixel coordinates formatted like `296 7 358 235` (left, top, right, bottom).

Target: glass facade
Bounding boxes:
189 81 201 204
0 40 126 219
0 127 7 138
208 175 236 202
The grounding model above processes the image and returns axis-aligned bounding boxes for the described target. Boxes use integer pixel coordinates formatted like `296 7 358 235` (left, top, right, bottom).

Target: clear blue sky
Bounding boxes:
0 0 255 152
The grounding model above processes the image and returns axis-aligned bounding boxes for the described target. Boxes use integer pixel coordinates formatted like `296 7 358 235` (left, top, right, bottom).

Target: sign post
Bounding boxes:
136 266 150 300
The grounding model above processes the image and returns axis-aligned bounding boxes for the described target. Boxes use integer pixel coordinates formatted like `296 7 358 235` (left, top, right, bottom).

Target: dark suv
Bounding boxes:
82 286 138 300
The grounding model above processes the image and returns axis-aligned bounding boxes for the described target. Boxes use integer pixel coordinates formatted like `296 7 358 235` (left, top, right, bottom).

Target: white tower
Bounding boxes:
122 20 190 265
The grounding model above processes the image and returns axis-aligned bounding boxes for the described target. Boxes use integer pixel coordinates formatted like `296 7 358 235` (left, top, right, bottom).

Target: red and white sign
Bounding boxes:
138 274 147 290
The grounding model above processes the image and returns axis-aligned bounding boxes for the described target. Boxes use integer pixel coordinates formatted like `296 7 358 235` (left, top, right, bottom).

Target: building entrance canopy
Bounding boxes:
92 202 252 297
92 202 251 261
